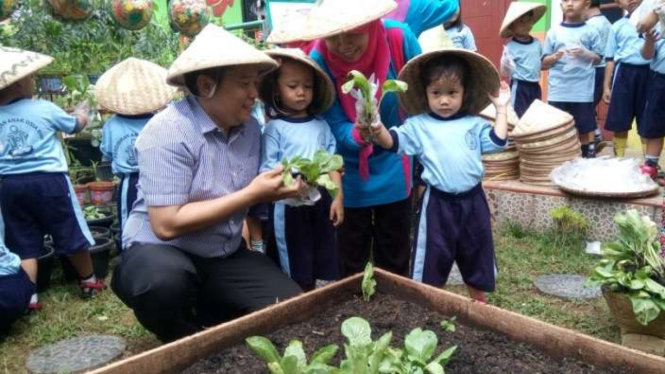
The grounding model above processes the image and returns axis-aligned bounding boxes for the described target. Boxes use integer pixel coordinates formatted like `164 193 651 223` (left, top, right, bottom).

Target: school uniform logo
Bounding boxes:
6 125 34 156
465 129 478 150
126 138 138 167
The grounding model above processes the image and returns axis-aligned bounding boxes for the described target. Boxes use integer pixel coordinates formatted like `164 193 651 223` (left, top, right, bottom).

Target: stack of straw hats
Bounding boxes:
480 104 520 181
510 100 581 186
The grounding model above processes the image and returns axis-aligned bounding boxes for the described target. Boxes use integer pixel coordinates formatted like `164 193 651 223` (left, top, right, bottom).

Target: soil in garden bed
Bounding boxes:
180 293 628 374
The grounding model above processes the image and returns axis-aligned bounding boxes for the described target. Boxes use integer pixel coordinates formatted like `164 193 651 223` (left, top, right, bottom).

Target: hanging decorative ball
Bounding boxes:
110 0 153 30
0 0 18 21
46 0 93 21
169 0 210 37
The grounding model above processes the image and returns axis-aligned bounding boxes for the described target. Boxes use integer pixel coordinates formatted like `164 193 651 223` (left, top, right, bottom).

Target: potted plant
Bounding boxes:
588 210 665 348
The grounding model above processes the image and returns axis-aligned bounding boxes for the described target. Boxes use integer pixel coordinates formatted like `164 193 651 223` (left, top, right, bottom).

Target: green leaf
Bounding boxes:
341 70 371 98
433 345 457 366
320 154 344 174
279 355 300 374
246 336 281 364
311 344 339 365
630 297 661 325
268 362 286 374
630 279 646 290
362 262 377 302
424 362 444 374
284 340 307 370
440 317 456 333
369 331 393 371
283 170 294 187
644 279 665 299
315 175 338 198
405 328 438 363
341 317 372 347
379 79 408 103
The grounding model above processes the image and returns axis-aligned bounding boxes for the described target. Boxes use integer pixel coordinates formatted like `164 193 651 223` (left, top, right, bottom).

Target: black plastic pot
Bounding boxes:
86 211 114 229
89 226 111 239
114 232 122 253
60 237 115 281
110 221 120 235
37 245 55 292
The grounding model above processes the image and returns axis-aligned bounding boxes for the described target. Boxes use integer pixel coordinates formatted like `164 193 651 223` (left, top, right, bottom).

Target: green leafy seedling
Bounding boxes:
362 262 376 302
440 317 456 333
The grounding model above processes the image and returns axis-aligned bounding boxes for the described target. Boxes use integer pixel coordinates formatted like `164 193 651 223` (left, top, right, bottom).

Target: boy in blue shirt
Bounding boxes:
97 58 175 241
542 0 603 158
603 0 651 159
639 27 665 181
0 47 105 309
586 0 613 145
500 2 547 118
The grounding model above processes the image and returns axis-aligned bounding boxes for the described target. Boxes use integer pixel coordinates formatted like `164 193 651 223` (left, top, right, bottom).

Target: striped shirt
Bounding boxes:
122 96 261 258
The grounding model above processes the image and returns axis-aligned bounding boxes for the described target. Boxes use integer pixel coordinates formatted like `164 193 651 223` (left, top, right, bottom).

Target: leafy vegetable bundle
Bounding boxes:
341 70 408 127
83 206 108 220
281 150 344 198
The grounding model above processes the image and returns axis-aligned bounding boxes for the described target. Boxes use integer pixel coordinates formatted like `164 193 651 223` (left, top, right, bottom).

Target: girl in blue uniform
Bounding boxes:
640 27 665 182
370 49 511 303
0 47 105 309
97 58 175 241
444 5 477 51
259 49 343 291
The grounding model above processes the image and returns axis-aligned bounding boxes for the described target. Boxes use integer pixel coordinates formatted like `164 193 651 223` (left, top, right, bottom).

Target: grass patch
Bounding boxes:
0 226 620 373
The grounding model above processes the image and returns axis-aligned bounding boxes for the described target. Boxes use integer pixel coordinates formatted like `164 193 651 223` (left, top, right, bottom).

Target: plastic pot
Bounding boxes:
37 245 55 292
74 184 89 206
87 181 116 206
94 162 114 182
89 226 111 239
60 237 115 281
110 221 120 235
114 232 122 253
85 210 114 228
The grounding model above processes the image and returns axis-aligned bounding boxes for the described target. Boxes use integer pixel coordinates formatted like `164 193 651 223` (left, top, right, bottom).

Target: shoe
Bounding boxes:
595 141 610 155
79 279 106 299
640 164 659 180
26 302 42 314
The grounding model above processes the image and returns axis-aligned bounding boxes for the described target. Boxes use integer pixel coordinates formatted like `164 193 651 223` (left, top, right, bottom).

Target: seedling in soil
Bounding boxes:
440 317 456 333
362 262 376 302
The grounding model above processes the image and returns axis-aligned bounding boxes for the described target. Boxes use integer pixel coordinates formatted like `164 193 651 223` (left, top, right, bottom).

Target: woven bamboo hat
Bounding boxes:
266 8 310 44
500 2 547 39
0 47 53 90
270 0 397 43
259 48 335 115
167 24 278 87
95 58 175 115
511 100 574 137
398 48 500 115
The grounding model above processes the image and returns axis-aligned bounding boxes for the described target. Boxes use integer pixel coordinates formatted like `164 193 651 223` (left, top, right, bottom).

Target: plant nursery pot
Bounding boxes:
87 182 116 206
114 232 122 253
74 184 89 206
89 226 111 239
110 221 119 235
85 210 114 228
88 269 665 374
36 245 55 292
60 236 114 281
95 162 114 182
602 287 665 339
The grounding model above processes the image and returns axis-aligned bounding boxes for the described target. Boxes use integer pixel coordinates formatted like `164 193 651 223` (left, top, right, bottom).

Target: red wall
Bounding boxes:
463 0 514 68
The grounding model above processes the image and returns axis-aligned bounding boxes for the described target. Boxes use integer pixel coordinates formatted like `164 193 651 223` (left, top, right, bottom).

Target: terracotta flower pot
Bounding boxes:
87 181 116 206
73 184 88 206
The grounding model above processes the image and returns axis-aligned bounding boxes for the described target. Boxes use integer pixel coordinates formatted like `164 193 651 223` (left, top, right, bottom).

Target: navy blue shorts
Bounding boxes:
0 269 33 332
605 63 650 133
0 173 94 259
642 71 665 139
411 184 496 292
594 66 605 109
268 189 340 289
511 79 542 118
549 101 597 135
117 173 139 239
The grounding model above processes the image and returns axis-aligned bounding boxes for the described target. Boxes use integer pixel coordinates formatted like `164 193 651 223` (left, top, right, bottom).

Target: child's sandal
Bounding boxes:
79 279 107 300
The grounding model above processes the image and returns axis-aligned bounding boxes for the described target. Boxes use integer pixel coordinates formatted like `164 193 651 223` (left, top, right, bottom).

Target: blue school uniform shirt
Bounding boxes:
0 243 20 277
0 98 77 175
389 113 506 194
506 37 543 82
586 14 613 68
260 116 336 172
100 115 151 175
446 25 477 51
605 16 651 66
651 38 665 74
543 22 603 103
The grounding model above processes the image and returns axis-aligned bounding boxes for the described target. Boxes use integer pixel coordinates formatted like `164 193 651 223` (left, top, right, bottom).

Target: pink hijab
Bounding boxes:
315 20 392 181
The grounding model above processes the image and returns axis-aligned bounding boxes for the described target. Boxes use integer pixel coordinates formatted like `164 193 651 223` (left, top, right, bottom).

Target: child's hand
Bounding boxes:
329 196 344 227
553 50 565 61
566 46 596 62
645 28 661 43
369 120 384 138
603 88 612 104
489 81 511 109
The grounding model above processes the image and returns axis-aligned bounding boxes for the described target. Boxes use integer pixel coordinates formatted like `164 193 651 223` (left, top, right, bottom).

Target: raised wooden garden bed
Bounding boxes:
89 269 665 374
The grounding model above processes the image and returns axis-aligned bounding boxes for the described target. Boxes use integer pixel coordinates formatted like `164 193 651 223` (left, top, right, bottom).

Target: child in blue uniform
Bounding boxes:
97 58 175 241
0 47 105 308
259 49 343 291
444 6 477 51
371 49 511 303
500 2 547 118
640 27 665 181
0 240 32 332
603 0 651 159
542 0 603 158
586 0 613 144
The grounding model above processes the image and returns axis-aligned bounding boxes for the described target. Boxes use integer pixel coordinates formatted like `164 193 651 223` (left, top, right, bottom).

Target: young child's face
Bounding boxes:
426 77 465 118
509 13 536 38
276 60 314 115
615 0 641 13
560 0 590 20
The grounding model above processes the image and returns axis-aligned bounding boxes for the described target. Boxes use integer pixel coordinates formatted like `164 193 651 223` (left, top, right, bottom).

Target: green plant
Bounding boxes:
439 317 456 333
362 262 376 302
379 327 457 374
548 206 589 249
245 337 339 374
281 150 344 198
341 71 408 126
587 210 665 325
82 206 108 220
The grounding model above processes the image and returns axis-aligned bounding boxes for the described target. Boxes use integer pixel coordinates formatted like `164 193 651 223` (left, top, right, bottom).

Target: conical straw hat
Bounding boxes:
259 48 335 115
167 24 278 87
272 0 397 43
398 48 500 115
500 2 547 39
511 100 574 137
418 25 454 53
480 103 520 128
266 8 310 44
0 47 53 90
95 58 176 115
